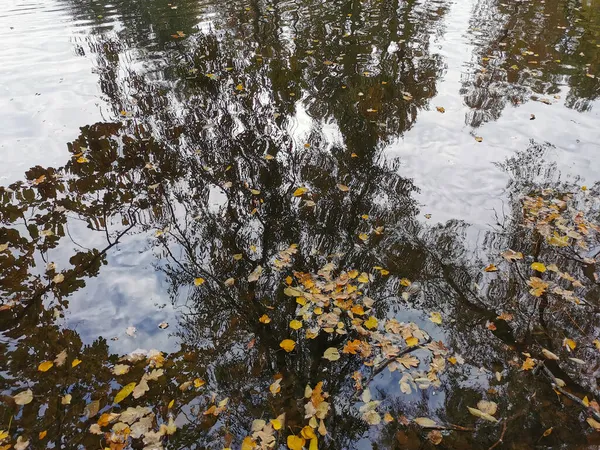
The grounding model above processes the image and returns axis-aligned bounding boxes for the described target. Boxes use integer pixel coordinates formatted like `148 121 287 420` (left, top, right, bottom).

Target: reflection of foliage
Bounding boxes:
462 0 600 126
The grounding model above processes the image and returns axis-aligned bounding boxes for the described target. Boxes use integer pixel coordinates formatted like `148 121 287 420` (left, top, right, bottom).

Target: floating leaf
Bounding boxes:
13 389 33 405
564 338 576 351
61 394 72 405
259 315 271 324
414 417 438 428
467 406 498 422
248 265 263 282
429 312 442 324
364 316 378 329
84 400 100 418
194 277 205 286
542 349 560 360
476 400 497 416
484 264 498 272
38 361 53 372
290 320 303 330
501 249 523 261
323 347 340 361
531 262 547 273
428 430 443 445
280 339 296 352
522 357 536 371
71 358 82 368
336 184 350 192
114 382 136 404
293 187 308 197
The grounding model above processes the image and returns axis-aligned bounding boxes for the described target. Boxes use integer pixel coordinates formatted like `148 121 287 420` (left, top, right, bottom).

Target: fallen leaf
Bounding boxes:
290 320 303 330
476 400 497 416
428 430 443 445
522 357 536 371
323 347 340 361
429 312 442 324
71 358 82 368
336 184 349 192
287 435 306 450
61 394 72 405
259 314 271 324
293 187 308 197
484 264 498 272
114 382 137 404
501 249 523 261
531 262 547 272
13 389 33 405
414 417 438 428
38 430 47 440
436 106 445 114
280 339 296 352
194 277 205 286
543 427 553 437
542 349 560 360
38 361 53 372
467 406 498 422
564 338 576 351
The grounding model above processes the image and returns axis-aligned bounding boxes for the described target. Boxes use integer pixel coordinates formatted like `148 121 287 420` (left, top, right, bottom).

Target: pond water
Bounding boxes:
1 0 600 448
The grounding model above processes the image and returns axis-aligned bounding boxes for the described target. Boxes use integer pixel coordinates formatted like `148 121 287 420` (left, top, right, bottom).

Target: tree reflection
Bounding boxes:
2 0 600 448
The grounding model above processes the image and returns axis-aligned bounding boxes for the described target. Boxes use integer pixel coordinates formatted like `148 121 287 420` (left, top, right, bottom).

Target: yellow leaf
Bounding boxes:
405 336 419 347
587 417 600 430
71 358 82 368
361 214 369 219
290 320 303 330
594 339 600 351
241 436 257 450
583 396 590 407
287 435 305 450
194 378 206 388
448 357 457 365
384 413 394 423
194 277 205 286
475 136 483 143
280 339 296 352
114 382 137 404
436 106 445 113
484 264 498 272
293 187 308 197
39 430 47 440
531 262 546 272
259 314 271 324
400 278 411 287
235 84 244 91
168 399 175 409
250 189 261 195
364 316 378 330
357 272 369 283
543 427 553 437
301 425 316 439
429 312 442 324
309 437 318 450
522 357 535 371
323 347 340 361
38 361 53 372
336 184 350 192
358 233 368 241
233 253 243 260
467 406 498 423
271 419 282 430
77 156 89 163
564 338 576 351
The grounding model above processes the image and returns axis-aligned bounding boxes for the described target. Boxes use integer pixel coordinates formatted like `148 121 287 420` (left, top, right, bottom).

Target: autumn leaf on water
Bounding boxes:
414 417 439 428
323 347 340 361
527 277 548 297
501 249 523 261
484 264 498 272
71 358 82 368
84 399 100 418
358 233 369 242
357 272 369 283
269 378 282 395
259 314 271 324
290 320 303 330
429 312 442 324
13 389 33 405
522 357 536 371
54 351 67 367
248 265 263 282
563 338 576 351
400 278 411 286
194 277 205 286
542 348 560 360
38 361 53 372
336 184 350 192
293 187 308 197
114 382 137 404
476 400 497 416
364 316 378 330
287 435 306 450
467 406 498 422
531 262 547 272
475 136 483 142
280 339 296 352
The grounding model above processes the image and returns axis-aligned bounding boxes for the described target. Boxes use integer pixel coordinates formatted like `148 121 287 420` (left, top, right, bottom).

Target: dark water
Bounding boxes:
1 0 600 448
